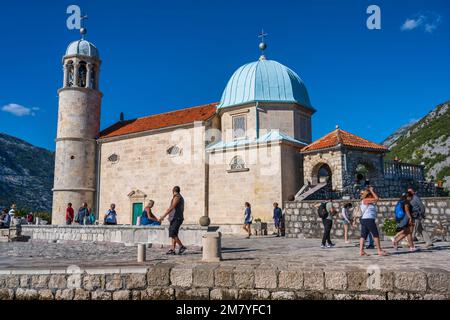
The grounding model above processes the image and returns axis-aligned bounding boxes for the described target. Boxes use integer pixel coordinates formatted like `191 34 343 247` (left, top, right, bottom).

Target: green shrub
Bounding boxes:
382 219 397 237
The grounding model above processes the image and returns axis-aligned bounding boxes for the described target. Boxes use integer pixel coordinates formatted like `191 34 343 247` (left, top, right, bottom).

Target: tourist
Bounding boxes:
341 203 353 244
104 204 117 225
354 192 375 249
392 193 416 252
87 207 96 225
76 203 89 225
8 204 16 219
359 186 388 256
273 202 283 237
66 203 74 225
243 202 252 239
318 198 336 248
408 187 433 248
0 208 11 228
159 186 187 255
141 200 161 226
26 212 34 224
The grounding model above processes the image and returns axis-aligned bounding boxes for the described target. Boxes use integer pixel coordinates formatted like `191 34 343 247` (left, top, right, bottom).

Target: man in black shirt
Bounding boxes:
160 186 187 255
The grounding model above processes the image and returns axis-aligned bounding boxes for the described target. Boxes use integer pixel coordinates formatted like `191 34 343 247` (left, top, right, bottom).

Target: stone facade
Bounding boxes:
302 148 385 191
0 265 448 300
98 123 211 225
285 197 450 239
208 144 283 224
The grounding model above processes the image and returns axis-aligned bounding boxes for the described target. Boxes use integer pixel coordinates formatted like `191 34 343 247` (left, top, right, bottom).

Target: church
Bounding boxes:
51 30 390 230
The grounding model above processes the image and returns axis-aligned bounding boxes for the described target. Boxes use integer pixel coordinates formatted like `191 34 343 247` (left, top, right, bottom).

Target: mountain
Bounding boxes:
0 133 54 212
382 101 450 190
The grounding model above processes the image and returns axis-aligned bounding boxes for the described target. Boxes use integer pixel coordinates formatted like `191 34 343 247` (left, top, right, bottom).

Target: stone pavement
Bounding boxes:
0 235 449 271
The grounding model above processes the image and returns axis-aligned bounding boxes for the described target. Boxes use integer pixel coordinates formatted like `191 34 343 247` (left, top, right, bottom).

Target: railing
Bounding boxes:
304 181 447 201
384 161 425 181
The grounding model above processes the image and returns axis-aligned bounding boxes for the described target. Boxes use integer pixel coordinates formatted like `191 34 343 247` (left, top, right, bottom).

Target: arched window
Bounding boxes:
78 61 87 87
90 66 96 89
66 61 74 87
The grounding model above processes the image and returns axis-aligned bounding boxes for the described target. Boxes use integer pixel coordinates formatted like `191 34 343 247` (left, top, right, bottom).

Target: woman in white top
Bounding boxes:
359 187 388 257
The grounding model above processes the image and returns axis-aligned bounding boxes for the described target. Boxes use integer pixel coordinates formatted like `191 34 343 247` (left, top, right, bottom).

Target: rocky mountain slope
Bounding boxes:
0 133 54 212
383 101 450 190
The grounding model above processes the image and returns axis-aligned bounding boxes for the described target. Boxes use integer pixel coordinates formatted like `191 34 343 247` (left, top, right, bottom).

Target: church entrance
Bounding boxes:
132 203 143 225
317 163 332 185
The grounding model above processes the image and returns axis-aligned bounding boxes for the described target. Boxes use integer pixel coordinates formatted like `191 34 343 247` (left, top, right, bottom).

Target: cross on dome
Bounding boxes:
258 29 268 60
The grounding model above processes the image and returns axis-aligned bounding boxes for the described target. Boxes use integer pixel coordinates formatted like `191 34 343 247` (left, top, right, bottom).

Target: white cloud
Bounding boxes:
401 12 441 33
1 103 38 116
401 17 423 31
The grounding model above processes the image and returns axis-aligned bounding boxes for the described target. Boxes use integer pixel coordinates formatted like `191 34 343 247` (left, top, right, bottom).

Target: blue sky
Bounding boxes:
1 0 449 151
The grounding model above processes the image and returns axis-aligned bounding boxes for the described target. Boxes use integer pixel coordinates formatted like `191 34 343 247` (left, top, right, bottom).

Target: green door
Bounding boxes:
132 203 143 225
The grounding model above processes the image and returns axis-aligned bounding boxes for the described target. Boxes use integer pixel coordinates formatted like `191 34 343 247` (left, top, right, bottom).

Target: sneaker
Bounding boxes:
166 249 176 255
326 243 334 248
321 245 326 249
178 246 187 255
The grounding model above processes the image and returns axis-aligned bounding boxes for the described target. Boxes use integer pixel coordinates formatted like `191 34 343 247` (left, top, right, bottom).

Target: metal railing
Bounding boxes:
384 161 425 181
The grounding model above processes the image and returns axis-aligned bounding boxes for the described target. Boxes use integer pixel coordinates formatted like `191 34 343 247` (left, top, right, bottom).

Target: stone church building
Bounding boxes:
52 33 390 229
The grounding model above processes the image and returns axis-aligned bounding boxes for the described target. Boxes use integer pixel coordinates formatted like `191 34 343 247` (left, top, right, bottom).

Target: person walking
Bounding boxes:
359 187 388 256
273 202 283 237
393 192 416 252
159 186 186 255
408 187 433 248
76 203 89 225
65 203 74 225
341 203 353 244
104 204 117 225
243 202 252 239
318 198 336 248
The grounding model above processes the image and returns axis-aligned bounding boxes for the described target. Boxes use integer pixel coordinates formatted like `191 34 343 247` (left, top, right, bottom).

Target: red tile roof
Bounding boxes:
302 128 389 152
99 102 218 139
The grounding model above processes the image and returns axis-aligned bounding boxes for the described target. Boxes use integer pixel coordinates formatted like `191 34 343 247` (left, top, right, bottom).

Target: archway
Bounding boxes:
311 162 333 186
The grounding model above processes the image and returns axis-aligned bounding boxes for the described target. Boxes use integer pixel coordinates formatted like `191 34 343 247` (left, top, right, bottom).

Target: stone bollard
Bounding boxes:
137 243 146 262
35 217 41 225
136 217 141 226
202 231 222 262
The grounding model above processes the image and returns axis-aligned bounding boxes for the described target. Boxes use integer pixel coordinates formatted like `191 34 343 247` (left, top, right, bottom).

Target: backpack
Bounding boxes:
74 211 80 223
318 202 329 219
395 201 406 222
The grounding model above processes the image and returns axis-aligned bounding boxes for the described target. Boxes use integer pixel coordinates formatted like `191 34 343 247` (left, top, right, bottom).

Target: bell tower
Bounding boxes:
52 27 102 224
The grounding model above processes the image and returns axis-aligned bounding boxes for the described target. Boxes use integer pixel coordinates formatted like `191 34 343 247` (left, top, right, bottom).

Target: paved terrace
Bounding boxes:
1 236 449 270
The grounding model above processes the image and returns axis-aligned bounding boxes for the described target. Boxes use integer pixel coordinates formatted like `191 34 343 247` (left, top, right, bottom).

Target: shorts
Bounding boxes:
360 219 379 239
274 217 281 228
341 219 350 225
169 218 184 238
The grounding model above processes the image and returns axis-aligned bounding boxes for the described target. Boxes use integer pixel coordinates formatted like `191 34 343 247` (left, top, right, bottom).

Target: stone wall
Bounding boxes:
21 225 213 248
0 264 448 300
285 197 450 239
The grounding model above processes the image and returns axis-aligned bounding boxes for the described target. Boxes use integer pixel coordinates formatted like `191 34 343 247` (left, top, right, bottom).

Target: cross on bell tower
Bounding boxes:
80 14 88 39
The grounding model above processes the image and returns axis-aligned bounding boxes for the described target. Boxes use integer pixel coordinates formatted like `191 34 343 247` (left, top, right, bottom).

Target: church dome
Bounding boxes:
65 39 99 58
218 58 313 109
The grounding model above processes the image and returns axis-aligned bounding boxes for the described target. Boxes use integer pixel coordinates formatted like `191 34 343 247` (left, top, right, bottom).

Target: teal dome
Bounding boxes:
65 39 99 58
218 59 313 109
